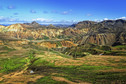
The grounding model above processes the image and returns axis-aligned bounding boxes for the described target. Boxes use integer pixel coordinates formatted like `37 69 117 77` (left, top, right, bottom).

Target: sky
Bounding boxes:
0 0 126 24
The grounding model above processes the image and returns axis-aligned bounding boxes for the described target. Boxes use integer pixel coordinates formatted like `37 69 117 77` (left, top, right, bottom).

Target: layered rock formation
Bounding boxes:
0 32 28 45
0 19 126 47
0 22 87 40
80 19 126 46
81 33 116 45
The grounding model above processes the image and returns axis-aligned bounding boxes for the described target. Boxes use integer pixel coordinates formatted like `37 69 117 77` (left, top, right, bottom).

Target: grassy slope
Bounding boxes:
62 44 126 57
0 44 126 84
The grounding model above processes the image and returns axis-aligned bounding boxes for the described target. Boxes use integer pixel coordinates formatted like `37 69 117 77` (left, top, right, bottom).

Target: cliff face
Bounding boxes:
80 19 126 46
81 33 116 45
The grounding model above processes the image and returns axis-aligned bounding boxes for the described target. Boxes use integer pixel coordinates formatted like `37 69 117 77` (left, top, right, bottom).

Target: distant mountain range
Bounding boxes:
0 19 126 46
1 22 72 28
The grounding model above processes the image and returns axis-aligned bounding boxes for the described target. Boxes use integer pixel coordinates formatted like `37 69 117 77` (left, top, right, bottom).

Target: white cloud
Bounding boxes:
0 16 27 23
0 16 77 24
94 19 102 22
32 18 77 24
117 17 126 20
104 18 109 20
32 18 53 22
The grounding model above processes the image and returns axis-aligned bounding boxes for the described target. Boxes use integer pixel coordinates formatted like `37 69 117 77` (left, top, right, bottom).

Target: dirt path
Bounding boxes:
52 76 91 84
0 56 43 84
0 71 43 84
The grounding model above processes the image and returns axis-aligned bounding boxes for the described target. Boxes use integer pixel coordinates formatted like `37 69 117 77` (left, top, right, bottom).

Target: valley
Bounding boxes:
0 19 126 84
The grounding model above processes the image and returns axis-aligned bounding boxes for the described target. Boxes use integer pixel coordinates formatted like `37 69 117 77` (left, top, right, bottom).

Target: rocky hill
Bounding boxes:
0 22 87 40
0 19 126 47
24 21 42 28
79 19 126 46
74 21 96 29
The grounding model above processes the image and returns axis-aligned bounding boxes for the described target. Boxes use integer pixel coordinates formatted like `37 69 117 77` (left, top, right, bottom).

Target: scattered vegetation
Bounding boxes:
113 45 126 50
32 76 68 84
29 63 126 84
0 43 126 84
62 44 126 56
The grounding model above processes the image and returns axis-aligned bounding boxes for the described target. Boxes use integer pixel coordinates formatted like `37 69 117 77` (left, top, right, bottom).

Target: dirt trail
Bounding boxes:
0 71 43 84
0 56 43 84
52 76 91 84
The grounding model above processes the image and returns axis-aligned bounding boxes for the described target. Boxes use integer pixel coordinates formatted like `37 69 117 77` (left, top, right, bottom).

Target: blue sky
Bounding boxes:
0 0 126 24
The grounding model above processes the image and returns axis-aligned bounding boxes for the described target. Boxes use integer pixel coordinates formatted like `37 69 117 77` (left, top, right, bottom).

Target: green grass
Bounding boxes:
29 59 126 84
31 76 68 84
50 49 71 58
77 65 112 70
0 56 26 73
0 50 36 73
52 65 126 84
1 44 126 84
113 45 126 50
109 50 126 56
62 44 126 56
23 46 126 84
31 59 55 67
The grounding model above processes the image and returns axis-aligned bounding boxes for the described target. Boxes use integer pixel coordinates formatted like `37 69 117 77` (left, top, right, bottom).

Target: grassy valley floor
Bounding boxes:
0 45 126 84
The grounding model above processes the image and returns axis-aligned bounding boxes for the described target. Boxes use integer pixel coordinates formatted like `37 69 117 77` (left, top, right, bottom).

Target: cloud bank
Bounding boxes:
32 18 77 24
1 16 126 24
